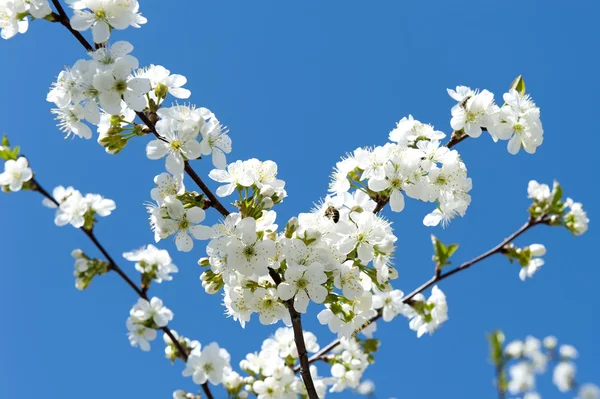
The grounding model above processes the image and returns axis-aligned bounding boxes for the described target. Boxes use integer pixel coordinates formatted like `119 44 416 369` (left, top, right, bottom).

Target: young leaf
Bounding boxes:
431 234 459 270
510 75 526 96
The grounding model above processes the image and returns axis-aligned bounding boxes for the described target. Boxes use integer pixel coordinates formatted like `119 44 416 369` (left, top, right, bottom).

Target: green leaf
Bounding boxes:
1 134 9 147
509 75 526 96
431 234 459 269
446 243 459 258
360 338 380 354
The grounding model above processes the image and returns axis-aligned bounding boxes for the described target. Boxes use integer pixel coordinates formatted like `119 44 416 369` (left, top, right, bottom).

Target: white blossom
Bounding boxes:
0 157 32 191
553 361 576 392
130 297 173 327
68 0 147 43
519 244 546 281
123 244 178 283
183 342 231 385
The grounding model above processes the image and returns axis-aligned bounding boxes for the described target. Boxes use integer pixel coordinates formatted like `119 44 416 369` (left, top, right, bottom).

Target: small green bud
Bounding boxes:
109 115 122 126
155 83 169 99
198 257 210 267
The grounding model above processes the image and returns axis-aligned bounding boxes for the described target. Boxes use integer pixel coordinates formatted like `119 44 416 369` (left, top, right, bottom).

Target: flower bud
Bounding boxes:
260 186 275 197
528 244 546 257
285 217 299 238
71 249 84 258
155 83 169 99
261 197 274 210
197 257 210 267
304 228 322 242
543 336 558 350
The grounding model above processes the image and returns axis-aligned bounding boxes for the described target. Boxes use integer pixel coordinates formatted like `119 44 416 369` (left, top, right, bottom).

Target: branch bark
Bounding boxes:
31 177 215 399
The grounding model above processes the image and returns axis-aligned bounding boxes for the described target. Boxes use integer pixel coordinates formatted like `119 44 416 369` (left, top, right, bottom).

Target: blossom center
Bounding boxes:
514 123 524 134
390 178 402 190
114 80 128 93
94 8 107 20
170 140 182 150
296 278 308 289
179 218 190 230
243 246 256 259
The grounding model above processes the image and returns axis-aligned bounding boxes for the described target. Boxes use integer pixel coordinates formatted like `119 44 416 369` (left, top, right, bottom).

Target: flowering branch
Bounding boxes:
1 1 590 397
30 176 215 399
49 0 231 220
44 1 318 395
300 215 550 370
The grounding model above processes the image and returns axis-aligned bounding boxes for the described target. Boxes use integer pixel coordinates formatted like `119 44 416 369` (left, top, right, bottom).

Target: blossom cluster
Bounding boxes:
42 185 115 229
46 39 233 171
448 83 544 154
328 121 472 227
126 297 173 352
527 179 590 236
196 180 449 340
496 333 599 399
67 0 146 44
503 243 547 281
195 327 377 398
0 0 51 40
72 248 109 290
147 104 231 172
123 244 178 286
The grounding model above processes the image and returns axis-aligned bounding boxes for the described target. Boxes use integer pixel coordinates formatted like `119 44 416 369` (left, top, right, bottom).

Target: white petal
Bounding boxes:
186 207 206 224
91 20 110 43
277 283 296 301
390 190 405 212
166 152 184 176
175 231 194 252
146 140 169 160
188 225 212 240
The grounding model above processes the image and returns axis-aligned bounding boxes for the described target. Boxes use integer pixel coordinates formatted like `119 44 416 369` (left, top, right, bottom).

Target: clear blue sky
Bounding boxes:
1 1 598 398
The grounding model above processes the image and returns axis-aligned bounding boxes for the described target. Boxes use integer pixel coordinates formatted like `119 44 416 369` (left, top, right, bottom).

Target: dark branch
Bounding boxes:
50 0 94 51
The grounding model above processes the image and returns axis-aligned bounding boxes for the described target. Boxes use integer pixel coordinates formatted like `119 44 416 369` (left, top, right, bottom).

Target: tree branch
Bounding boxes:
299 216 550 370
31 177 215 399
446 131 469 148
50 0 94 52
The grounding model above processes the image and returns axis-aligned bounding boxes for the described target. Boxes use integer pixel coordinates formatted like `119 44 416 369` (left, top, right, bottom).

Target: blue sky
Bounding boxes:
1 1 598 398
